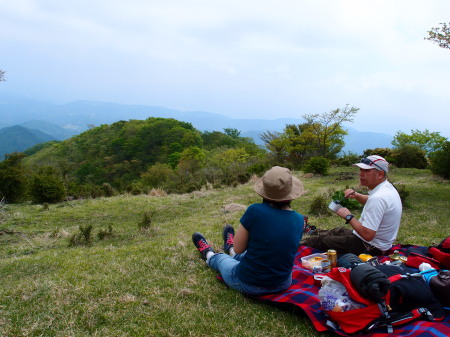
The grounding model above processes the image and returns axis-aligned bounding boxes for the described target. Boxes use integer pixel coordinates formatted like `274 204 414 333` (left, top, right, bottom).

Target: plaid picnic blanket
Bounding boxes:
257 245 450 337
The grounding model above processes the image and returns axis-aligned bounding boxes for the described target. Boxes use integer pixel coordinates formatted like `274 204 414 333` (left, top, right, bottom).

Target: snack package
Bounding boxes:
318 277 365 312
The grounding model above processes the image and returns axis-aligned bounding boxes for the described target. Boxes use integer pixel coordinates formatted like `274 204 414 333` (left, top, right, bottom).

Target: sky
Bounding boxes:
1 0 450 137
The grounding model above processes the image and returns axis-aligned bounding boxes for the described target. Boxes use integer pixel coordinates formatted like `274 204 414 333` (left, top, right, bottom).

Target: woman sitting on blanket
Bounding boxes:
192 166 305 296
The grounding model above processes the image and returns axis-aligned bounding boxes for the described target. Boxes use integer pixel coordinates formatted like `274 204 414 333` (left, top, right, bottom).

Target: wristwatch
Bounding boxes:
345 214 354 224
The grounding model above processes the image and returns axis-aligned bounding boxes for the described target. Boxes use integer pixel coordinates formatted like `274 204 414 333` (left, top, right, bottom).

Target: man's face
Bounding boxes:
359 168 383 189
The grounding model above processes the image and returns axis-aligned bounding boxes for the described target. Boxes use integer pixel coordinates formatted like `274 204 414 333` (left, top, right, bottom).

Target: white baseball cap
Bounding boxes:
353 155 389 173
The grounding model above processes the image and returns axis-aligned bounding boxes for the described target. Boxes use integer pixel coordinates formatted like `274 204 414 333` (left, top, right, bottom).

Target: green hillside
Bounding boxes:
0 167 448 336
0 125 55 160
21 117 264 196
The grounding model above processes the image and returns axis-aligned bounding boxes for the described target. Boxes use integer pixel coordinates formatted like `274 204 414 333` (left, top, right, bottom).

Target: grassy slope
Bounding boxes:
0 168 448 336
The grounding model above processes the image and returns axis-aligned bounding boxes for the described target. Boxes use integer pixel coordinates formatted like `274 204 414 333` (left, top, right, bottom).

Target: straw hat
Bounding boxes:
254 166 304 201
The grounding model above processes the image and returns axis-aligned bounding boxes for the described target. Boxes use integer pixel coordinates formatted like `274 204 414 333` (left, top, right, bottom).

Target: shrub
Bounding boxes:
68 225 93 246
363 148 393 159
69 183 101 199
394 183 410 208
140 163 173 189
303 157 330 175
0 152 27 203
165 169 205 194
430 141 450 179
331 190 360 210
97 225 114 240
129 183 143 195
309 194 329 216
148 188 168 197
89 184 103 198
334 152 360 166
247 163 268 175
101 183 115 197
138 211 153 230
390 145 428 169
29 166 66 204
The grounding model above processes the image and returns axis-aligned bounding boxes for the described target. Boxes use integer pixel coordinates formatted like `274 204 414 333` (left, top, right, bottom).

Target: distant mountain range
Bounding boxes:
0 125 56 159
0 94 393 159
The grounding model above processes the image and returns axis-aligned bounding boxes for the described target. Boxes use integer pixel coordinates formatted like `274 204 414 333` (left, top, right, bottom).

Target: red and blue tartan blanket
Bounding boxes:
257 245 450 337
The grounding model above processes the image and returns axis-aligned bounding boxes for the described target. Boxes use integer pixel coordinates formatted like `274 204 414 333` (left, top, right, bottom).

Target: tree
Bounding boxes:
29 166 66 203
425 22 450 50
223 128 241 139
177 146 207 173
363 148 392 159
429 141 450 179
140 163 173 189
303 157 330 175
390 145 428 169
391 129 447 156
0 69 5 81
0 152 27 203
260 130 289 164
261 105 359 167
301 105 359 159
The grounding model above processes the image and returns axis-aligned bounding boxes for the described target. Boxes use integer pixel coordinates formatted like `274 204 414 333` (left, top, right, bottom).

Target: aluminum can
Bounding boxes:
327 249 337 268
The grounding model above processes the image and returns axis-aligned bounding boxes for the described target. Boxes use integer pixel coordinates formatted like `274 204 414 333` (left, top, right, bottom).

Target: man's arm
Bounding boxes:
336 207 376 241
345 188 369 205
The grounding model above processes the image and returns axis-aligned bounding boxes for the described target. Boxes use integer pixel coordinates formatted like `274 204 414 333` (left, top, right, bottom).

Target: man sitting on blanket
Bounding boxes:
301 155 402 256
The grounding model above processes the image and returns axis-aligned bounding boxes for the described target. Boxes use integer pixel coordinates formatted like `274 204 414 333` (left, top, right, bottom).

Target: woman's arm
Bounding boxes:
233 224 249 254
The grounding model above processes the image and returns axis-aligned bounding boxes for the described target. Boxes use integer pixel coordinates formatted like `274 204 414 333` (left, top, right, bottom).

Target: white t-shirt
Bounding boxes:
353 180 402 251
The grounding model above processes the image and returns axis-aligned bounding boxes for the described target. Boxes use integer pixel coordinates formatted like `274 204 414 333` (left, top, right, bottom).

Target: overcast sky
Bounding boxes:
1 0 449 137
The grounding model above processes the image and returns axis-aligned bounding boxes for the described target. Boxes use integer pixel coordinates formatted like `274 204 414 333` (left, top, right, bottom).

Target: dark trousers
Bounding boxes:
300 227 383 256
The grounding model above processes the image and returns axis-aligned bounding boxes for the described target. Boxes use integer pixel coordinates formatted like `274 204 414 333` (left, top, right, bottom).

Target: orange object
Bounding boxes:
358 254 373 262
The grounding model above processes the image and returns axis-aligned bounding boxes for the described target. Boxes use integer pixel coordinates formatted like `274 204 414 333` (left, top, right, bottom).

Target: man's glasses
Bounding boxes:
361 158 386 173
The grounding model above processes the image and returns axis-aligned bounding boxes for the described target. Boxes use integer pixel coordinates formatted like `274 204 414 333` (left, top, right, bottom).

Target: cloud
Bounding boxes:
1 0 449 137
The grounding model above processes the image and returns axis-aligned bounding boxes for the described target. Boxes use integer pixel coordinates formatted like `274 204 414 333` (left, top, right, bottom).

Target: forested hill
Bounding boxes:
0 125 55 160
22 117 264 196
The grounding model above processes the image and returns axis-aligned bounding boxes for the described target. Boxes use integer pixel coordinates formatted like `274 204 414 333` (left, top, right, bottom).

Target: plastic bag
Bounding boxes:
318 276 365 312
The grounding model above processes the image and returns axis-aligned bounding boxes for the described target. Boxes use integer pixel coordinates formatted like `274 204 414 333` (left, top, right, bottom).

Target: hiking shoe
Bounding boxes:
303 225 317 236
222 224 235 254
192 232 214 260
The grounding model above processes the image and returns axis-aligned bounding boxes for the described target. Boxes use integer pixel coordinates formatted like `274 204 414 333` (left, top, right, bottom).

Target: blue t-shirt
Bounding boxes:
236 202 304 287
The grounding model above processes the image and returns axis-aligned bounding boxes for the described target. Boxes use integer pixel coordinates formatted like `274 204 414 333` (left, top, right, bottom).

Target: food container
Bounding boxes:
301 253 330 273
328 201 342 213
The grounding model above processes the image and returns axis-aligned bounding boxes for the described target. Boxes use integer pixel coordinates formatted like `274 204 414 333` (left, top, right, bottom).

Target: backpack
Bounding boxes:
320 267 438 334
422 269 450 308
429 236 450 269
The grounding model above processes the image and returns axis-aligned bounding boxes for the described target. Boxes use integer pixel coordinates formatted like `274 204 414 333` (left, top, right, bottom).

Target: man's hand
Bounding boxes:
344 188 356 199
336 207 351 220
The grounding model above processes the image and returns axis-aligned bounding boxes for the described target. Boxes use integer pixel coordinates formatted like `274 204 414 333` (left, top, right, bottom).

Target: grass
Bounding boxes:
0 167 449 336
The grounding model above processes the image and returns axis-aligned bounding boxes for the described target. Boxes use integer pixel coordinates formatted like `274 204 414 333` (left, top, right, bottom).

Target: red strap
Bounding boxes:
388 274 403 283
390 308 425 326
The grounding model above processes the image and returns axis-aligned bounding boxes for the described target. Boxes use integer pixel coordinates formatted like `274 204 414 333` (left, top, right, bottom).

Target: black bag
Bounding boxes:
430 270 450 307
337 253 364 269
322 267 435 334
375 264 446 320
350 263 391 302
